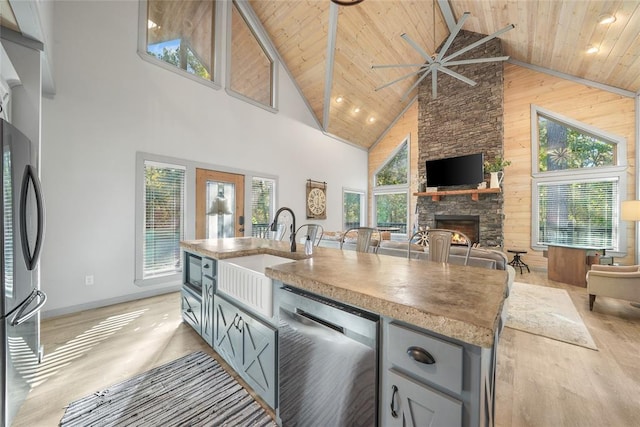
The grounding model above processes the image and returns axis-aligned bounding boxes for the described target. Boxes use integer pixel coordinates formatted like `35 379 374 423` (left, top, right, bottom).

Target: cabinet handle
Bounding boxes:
390 385 399 418
407 346 436 364
204 263 210 269
233 314 244 332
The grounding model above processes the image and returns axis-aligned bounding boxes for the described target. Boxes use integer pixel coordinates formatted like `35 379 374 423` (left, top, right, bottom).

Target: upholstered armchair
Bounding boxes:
586 264 640 310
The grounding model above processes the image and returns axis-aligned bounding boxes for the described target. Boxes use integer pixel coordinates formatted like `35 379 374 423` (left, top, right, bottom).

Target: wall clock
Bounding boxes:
306 180 327 219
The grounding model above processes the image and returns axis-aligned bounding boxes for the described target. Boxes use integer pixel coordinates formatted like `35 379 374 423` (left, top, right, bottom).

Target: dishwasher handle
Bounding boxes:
296 309 344 334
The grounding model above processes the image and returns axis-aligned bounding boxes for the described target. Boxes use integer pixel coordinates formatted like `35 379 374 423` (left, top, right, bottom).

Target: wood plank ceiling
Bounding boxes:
249 0 640 150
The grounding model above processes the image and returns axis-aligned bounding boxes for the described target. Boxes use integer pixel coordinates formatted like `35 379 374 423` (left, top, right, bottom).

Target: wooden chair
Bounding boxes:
340 227 380 253
295 223 324 246
408 228 471 265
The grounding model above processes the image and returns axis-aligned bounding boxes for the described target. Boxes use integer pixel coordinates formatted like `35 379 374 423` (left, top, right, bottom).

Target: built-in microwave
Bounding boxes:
184 252 202 294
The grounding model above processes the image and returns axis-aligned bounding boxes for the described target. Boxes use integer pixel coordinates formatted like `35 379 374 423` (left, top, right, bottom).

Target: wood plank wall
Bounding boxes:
367 63 637 270
503 63 636 269
368 101 418 229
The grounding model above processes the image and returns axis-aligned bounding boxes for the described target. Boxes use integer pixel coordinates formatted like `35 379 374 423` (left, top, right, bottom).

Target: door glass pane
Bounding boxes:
343 191 363 229
375 193 408 234
251 177 275 237
206 181 235 238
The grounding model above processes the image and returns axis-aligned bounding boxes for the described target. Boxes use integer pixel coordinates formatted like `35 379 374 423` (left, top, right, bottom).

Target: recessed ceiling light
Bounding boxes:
586 45 599 54
368 116 376 123
598 14 616 25
335 96 344 103
353 107 361 113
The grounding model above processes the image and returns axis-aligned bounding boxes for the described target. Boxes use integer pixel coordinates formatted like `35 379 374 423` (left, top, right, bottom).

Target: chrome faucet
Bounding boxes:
270 207 297 252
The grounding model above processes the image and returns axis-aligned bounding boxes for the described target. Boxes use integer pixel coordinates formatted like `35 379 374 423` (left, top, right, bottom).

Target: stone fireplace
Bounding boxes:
416 30 505 247
435 215 480 245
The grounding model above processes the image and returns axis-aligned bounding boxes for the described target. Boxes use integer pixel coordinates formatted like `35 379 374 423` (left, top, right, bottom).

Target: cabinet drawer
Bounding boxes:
386 368 462 426
181 288 201 334
388 322 463 395
202 257 216 278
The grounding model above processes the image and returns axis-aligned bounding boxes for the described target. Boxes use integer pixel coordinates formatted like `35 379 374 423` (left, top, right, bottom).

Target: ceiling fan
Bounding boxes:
373 12 515 99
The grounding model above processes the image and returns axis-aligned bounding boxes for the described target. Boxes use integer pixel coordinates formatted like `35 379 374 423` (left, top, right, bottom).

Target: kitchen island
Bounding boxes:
180 238 508 426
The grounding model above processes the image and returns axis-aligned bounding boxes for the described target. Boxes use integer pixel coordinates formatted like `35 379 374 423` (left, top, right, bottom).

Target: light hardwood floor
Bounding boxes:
12 271 640 426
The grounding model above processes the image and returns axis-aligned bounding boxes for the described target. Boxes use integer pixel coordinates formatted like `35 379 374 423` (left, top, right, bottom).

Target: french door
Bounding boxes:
196 169 245 239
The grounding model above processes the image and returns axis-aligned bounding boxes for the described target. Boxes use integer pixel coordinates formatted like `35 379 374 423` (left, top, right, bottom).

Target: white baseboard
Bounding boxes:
41 285 181 320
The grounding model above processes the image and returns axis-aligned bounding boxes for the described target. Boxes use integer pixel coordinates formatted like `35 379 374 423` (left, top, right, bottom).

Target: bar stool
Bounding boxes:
508 249 530 274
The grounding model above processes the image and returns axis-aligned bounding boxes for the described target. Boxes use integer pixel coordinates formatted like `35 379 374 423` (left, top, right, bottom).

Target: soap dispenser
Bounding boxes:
304 235 313 255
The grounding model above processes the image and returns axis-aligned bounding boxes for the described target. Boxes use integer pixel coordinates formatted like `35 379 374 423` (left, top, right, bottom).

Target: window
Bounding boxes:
251 177 276 237
373 138 410 235
136 157 186 285
139 0 217 86
227 0 277 110
531 106 626 252
343 189 365 229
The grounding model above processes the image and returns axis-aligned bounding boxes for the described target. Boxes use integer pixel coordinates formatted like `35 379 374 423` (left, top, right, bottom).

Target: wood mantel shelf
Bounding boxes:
413 187 501 201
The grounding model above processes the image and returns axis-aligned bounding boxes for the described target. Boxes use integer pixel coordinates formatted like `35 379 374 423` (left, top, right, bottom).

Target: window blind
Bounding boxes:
537 179 618 249
143 161 185 279
251 177 275 237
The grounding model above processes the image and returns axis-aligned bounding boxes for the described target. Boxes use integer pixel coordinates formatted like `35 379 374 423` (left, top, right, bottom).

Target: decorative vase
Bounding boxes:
490 171 504 188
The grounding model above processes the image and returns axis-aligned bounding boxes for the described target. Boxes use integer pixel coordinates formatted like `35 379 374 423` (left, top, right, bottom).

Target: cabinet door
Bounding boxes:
181 289 201 334
201 276 215 346
239 312 276 408
213 295 241 369
385 368 462 427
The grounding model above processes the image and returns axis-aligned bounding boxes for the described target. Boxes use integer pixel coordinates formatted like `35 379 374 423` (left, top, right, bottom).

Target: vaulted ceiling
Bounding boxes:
248 0 640 150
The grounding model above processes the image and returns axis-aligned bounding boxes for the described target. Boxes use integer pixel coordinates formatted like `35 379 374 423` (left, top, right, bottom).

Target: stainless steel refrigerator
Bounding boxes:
1 118 47 426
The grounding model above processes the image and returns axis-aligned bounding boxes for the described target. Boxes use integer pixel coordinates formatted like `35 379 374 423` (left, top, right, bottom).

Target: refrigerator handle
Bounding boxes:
20 164 45 271
10 289 47 326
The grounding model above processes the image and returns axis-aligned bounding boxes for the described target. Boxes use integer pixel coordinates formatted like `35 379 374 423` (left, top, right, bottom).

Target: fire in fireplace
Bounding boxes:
434 215 480 245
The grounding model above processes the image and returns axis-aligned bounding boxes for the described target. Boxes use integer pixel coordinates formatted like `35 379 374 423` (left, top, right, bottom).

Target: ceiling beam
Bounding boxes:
322 3 339 131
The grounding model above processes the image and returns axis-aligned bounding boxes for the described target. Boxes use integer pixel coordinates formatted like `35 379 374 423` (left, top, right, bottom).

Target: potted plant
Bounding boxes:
484 156 511 188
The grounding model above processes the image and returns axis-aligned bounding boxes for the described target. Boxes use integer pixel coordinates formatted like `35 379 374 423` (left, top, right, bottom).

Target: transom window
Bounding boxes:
531 106 626 252
227 0 277 109
373 138 410 235
140 0 217 85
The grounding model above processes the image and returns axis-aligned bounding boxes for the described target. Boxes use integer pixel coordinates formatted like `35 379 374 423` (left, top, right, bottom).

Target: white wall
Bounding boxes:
40 0 367 316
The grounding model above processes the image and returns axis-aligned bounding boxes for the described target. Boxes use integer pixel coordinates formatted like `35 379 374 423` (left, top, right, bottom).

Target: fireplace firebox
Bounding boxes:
434 215 480 245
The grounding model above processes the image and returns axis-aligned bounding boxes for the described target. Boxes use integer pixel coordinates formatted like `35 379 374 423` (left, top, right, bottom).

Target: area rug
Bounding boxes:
59 351 276 427
506 282 598 350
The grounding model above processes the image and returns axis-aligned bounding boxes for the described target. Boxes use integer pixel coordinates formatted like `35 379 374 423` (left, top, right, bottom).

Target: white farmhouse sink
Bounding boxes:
217 254 296 318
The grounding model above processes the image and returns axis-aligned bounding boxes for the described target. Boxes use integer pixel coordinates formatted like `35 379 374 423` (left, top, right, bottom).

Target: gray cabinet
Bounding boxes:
181 287 201 334
213 295 276 409
382 320 494 427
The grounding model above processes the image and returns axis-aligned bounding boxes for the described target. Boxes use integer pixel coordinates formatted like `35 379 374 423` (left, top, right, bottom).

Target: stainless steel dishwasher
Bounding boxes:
277 285 379 427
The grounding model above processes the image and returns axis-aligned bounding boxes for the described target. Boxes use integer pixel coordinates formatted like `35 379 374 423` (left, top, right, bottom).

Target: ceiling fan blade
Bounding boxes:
401 68 433 100
445 56 510 66
438 67 477 86
432 68 438 99
372 63 429 69
401 33 434 64
435 12 469 62
442 24 515 63
375 68 428 91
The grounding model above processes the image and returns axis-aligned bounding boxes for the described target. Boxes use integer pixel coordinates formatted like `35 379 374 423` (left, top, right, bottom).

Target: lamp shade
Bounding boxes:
207 196 232 215
621 200 640 221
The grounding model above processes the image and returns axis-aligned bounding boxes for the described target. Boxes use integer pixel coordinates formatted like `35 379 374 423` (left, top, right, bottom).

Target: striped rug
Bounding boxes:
59 351 276 427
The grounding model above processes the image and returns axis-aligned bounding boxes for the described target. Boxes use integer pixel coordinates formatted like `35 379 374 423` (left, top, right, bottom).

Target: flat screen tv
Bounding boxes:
426 153 484 188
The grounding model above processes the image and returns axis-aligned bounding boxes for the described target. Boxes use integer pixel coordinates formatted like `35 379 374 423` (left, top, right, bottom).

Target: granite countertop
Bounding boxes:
181 238 508 348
